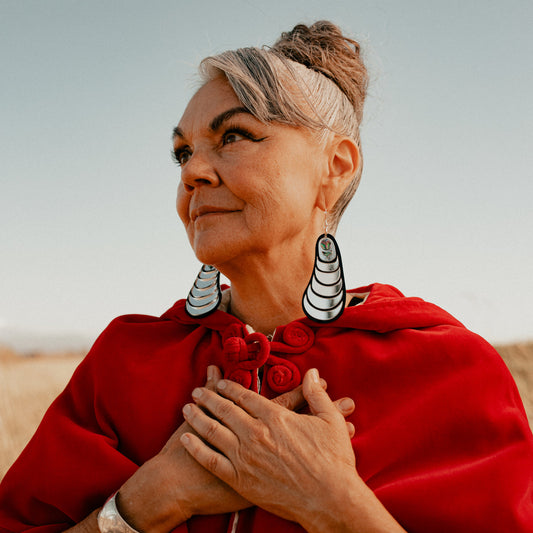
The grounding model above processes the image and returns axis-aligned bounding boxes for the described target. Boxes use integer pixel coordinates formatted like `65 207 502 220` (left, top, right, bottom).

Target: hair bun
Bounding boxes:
272 21 368 122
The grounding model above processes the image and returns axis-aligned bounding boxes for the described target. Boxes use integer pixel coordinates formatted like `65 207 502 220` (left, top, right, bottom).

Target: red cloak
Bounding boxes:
1 283 532 532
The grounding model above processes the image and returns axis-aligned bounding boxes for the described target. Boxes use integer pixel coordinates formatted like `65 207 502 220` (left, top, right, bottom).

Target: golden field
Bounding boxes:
0 342 532 480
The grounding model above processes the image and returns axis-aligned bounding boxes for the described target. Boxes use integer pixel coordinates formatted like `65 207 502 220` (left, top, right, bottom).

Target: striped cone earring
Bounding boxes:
302 211 346 323
185 264 222 318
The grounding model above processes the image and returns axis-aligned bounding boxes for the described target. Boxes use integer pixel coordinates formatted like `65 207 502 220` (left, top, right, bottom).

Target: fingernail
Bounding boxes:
207 366 216 381
217 380 227 390
191 387 202 399
183 403 192 415
309 368 319 383
339 398 354 411
181 434 190 445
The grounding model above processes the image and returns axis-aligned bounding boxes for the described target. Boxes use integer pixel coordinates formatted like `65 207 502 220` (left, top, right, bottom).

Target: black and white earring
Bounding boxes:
302 213 346 323
185 264 221 318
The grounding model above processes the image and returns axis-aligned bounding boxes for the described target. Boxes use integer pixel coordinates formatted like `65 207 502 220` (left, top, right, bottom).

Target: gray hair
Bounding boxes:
198 47 363 232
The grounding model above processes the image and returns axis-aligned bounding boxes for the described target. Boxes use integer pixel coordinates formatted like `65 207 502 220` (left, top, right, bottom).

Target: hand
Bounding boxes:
117 367 355 533
180 368 362 531
117 366 247 533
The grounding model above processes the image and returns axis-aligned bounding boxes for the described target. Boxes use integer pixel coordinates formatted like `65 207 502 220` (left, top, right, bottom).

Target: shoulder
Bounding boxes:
339 283 465 333
336 283 523 408
52 307 203 404
85 307 195 362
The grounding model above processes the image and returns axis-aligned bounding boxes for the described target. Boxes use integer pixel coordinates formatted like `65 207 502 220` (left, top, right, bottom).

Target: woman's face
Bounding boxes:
174 77 326 266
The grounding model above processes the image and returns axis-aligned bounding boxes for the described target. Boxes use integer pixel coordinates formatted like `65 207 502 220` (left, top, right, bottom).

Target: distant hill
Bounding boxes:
0 327 92 356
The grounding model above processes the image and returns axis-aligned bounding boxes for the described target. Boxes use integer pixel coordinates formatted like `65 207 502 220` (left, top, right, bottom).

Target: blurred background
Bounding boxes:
1 0 532 479
1 0 532 350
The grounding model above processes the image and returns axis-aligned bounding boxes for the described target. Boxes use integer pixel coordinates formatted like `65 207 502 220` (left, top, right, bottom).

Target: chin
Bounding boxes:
187 220 243 264
191 237 240 267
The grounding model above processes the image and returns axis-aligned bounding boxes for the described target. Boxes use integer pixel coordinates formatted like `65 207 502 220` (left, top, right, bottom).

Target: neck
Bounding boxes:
218 244 315 336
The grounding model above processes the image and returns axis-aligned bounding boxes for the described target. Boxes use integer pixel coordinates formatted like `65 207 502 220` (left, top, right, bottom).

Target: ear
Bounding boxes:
317 136 360 210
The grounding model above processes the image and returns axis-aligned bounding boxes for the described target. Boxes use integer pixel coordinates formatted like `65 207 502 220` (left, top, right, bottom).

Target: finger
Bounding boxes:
302 369 339 419
346 422 355 439
333 397 355 417
272 385 305 411
181 432 235 484
170 367 222 439
182 402 237 453
215 379 276 419
272 379 326 412
172 367 223 442
206 365 223 391
192 386 256 434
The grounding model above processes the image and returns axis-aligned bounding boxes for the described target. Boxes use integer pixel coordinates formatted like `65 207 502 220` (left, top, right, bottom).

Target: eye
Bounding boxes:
172 148 192 166
222 130 247 145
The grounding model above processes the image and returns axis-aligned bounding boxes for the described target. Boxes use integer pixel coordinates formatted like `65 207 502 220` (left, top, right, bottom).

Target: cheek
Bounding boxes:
240 184 279 231
176 183 190 225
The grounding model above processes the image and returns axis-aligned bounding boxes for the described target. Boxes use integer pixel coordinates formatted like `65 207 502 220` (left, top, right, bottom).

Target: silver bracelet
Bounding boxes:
97 491 141 533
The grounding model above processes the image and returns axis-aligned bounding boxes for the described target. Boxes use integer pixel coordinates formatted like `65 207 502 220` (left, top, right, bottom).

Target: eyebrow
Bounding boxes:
172 106 252 140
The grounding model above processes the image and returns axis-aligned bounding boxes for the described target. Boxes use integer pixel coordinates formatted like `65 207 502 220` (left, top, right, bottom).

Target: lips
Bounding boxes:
190 205 239 222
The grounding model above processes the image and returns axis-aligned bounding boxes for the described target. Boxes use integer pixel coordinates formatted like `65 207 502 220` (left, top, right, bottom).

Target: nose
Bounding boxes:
180 150 220 193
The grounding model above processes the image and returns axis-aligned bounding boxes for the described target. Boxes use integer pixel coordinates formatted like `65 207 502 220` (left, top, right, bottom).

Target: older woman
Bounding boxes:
0 21 532 533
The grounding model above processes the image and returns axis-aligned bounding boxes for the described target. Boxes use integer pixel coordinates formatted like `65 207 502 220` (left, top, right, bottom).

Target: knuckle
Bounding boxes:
249 421 268 443
333 409 347 424
205 419 219 442
272 407 288 424
274 388 304 411
206 453 220 473
234 388 251 407
214 399 233 420
273 394 290 409
307 389 324 404
329 402 343 418
333 399 345 412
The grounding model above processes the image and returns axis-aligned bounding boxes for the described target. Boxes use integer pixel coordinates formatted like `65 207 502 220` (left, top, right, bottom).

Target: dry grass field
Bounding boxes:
0 342 532 481
495 341 533 429
0 348 84 480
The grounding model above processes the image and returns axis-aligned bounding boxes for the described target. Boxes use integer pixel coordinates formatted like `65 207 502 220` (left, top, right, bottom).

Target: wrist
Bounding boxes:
300 473 406 533
117 457 191 533
293 470 358 533
97 492 140 533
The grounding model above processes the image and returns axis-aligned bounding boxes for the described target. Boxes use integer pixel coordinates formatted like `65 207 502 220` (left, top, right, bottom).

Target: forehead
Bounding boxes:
176 77 242 134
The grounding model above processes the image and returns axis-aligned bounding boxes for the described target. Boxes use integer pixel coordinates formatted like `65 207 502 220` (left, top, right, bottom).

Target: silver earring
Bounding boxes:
302 213 346 323
185 264 221 318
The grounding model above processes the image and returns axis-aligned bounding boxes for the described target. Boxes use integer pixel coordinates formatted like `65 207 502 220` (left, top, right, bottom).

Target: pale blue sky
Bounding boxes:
1 0 532 344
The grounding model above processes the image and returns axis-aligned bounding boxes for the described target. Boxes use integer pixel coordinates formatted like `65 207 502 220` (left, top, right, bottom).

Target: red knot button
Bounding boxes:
266 361 301 393
282 323 314 349
222 324 245 341
223 337 248 364
225 368 253 389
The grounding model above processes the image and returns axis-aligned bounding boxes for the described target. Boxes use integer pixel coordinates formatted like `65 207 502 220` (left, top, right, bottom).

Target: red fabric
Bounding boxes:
1 283 532 532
